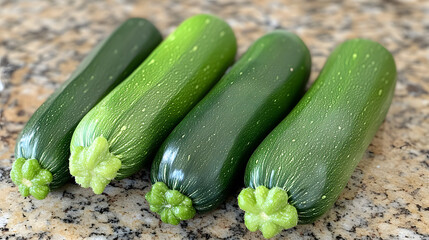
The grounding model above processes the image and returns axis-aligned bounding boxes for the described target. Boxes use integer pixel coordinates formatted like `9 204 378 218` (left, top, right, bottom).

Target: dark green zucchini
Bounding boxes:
238 39 396 238
146 31 311 225
10 18 162 200
69 14 237 195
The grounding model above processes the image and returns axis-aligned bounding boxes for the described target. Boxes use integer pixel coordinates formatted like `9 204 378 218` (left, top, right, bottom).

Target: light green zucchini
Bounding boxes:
69 14 237 194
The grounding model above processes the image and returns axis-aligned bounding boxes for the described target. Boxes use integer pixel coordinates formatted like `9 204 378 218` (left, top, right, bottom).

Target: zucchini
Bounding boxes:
69 14 237 194
238 39 396 238
146 31 311 225
10 18 162 200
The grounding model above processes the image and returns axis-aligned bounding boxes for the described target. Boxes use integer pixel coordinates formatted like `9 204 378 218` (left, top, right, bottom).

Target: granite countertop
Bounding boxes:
0 0 428 239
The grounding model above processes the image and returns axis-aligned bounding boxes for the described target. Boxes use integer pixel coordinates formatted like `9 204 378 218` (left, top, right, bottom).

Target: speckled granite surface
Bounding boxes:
0 0 428 239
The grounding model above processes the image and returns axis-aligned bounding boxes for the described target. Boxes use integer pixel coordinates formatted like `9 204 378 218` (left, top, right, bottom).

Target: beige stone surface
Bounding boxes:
0 0 428 239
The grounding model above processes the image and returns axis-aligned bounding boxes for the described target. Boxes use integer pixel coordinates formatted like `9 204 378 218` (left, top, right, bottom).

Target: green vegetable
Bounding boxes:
238 38 396 238
147 31 311 224
11 18 162 200
69 14 237 194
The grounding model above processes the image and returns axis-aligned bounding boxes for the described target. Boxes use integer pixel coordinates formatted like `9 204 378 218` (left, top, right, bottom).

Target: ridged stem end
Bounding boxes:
238 186 298 239
69 136 121 194
145 182 196 225
10 158 53 200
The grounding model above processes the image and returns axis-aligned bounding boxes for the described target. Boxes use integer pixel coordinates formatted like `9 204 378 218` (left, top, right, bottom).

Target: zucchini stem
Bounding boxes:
145 182 196 225
69 136 121 194
238 186 298 239
10 158 53 200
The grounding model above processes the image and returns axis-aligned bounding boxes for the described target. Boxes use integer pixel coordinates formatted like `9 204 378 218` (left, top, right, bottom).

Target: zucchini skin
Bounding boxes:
11 18 162 199
147 31 311 221
243 39 396 226
69 14 237 194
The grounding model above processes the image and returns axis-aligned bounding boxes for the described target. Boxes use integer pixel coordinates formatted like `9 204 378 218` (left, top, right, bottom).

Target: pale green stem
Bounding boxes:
10 158 53 200
145 182 196 225
69 136 121 194
238 186 298 239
